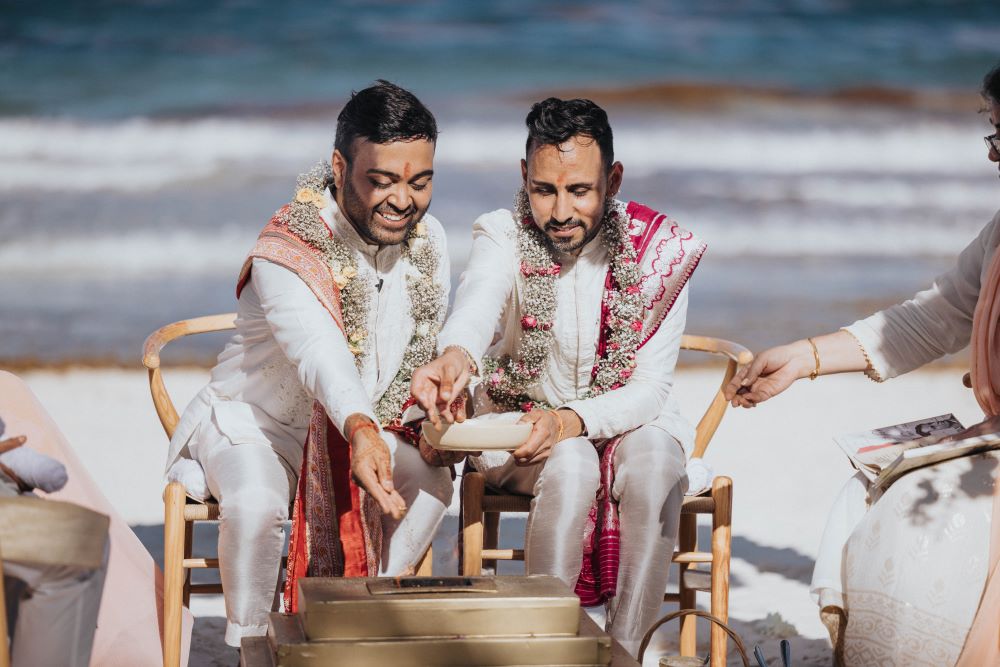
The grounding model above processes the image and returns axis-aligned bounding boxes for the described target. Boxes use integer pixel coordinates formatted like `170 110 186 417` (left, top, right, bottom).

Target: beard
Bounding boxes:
541 199 608 253
542 218 599 252
337 176 424 246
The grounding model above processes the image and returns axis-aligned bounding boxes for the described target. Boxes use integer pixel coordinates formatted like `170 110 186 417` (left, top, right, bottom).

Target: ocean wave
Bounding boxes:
0 114 989 192
0 215 983 280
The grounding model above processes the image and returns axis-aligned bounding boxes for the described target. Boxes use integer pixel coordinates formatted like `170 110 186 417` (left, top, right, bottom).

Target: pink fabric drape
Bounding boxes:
956 248 1000 664
0 371 192 667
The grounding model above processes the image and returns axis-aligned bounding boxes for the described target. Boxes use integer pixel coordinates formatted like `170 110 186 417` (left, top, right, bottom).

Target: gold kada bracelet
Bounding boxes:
806 337 821 381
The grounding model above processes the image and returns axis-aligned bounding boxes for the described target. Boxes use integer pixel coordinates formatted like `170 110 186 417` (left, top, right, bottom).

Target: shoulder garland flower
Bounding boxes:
276 161 444 426
482 188 644 412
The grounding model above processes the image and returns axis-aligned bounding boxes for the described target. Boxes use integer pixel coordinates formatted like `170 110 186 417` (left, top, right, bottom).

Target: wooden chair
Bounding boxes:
144 312 433 667
459 334 752 667
143 313 237 667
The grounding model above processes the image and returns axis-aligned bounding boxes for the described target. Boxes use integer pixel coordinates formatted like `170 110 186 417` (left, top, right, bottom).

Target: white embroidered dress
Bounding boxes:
812 210 1000 666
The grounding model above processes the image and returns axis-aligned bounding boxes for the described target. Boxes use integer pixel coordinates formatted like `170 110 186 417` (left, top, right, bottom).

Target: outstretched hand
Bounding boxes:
411 348 473 427
724 341 812 408
348 422 407 520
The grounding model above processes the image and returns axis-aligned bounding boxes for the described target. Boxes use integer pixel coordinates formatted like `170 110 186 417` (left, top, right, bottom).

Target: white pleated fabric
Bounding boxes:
194 415 452 646
472 424 687 656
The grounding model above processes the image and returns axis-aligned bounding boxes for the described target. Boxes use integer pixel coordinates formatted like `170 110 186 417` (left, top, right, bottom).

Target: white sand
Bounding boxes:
15 364 982 666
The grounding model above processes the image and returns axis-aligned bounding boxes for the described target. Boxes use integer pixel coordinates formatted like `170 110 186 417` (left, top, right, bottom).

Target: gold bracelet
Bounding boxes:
807 337 821 381
548 409 565 442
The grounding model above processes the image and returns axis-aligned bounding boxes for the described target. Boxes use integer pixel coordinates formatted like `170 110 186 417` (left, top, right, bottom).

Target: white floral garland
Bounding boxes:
482 188 644 412
278 161 444 426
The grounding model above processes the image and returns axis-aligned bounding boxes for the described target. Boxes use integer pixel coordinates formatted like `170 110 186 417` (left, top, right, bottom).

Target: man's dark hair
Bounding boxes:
334 80 437 162
983 63 1000 105
524 97 614 170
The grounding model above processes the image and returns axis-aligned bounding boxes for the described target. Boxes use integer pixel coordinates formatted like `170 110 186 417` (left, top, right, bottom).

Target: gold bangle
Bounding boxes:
807 337 821 381
548 409 565 442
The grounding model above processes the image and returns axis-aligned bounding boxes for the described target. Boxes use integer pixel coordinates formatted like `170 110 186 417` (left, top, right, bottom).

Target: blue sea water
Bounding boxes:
1 1 999 364
3 0 1000 118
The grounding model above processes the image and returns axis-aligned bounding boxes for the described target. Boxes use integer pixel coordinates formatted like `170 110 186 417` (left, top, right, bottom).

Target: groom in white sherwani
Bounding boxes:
166 81 454 646
412 97 706 655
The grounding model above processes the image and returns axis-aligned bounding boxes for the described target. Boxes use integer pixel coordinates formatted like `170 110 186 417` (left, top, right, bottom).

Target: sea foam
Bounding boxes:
0 114 989 193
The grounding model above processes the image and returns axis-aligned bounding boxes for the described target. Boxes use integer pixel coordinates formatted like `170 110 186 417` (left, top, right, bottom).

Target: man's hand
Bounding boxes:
417 436 479 467
411 348 473 428
512 409 575 466
347 417 407 520
724 340 813 408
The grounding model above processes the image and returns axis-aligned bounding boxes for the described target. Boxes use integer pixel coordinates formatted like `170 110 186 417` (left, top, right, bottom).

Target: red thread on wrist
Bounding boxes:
346 420 378 444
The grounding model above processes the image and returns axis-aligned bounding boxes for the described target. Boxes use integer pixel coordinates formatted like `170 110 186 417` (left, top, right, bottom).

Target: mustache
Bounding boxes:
375 203 417 217
543 218 583 230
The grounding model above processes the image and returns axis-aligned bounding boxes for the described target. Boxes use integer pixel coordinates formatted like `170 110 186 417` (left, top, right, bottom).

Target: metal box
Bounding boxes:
297 575 581 641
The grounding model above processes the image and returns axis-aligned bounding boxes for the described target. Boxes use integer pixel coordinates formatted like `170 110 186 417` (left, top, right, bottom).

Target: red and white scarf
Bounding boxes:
573 201 705 606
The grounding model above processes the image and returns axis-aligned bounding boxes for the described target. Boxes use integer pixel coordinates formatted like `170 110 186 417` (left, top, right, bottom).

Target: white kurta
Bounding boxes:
437 207 694 451
437 206 696 655
812 210 1000 665
166 190 453 646
167 190 451 471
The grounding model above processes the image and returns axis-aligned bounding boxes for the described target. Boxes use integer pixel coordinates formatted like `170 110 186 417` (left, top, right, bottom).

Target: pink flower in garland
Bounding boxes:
619 368 633 380
521 315 538 329
609 342 621 351
630 320 643 332
521 261 561 277
626 284 641 294
520 401 535 412
489 370 504 387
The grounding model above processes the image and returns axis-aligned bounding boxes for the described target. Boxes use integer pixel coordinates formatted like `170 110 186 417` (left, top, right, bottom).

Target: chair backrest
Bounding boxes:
679 334 753 459
142 313 237 439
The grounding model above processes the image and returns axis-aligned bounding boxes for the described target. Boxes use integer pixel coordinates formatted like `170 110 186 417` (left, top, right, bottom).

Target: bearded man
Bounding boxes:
411 97 706 655
165 80 454 646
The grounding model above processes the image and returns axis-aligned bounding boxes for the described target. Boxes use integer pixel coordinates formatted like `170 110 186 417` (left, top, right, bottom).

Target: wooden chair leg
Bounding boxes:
0 553 9 667
483 511 499 573
677 511 698 657
462 472 485 577
182 517 194 606
709 476 733 667
163 481 187 667
415 546 433 576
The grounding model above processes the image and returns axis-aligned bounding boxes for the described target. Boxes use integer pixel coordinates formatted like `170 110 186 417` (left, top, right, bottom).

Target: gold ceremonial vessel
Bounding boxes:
240 575 639 667
298 575 580 640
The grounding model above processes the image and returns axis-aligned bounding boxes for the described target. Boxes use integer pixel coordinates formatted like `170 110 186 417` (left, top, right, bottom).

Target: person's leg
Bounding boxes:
203 443 295 647
520 437 601 587
605 425 687 656
379 433 453 575
6 542 108 667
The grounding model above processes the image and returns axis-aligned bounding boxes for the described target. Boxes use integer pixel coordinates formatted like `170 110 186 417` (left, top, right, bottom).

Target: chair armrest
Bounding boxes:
142 313 238 370
143 313 237 439
680 335 753 366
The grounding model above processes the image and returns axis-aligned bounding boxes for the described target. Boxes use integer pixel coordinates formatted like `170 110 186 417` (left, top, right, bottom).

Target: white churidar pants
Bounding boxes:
473 424 687 656
191 417 453 647
5 546 108 667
